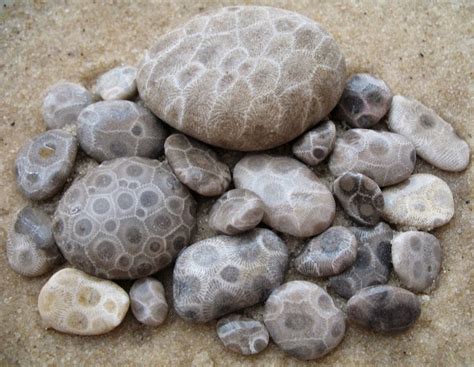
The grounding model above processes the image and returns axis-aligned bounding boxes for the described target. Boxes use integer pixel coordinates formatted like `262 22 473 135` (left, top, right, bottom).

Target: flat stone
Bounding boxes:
388 95 470 171
392 231 442 292
292 120 336 166
234 154 335 237
52 157 196 279
96 66 137 101
77 100 167 162
15 129 78 200
38 268 129 335
216 314 269 355
173 228 288 323
328 222 393 299
136 5 346 151
347 285 421 332
264 281 345 360
382 173 454 230
130 277 168 326
164 134 231 197
294 226 357 277
333 172 384 226
328 129 416 187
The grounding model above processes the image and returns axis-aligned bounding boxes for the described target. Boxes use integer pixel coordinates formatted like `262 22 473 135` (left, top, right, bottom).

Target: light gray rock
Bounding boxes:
96 66 137 101
130 277 168 326
292 120 336 166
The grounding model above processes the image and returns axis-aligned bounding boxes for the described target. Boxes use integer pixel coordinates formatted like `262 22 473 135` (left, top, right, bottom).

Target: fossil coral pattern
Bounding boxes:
130 277 168 326
292 120 336 166
96 66 138 101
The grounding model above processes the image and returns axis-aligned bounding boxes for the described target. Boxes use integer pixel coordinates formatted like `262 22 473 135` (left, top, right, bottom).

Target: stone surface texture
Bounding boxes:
130 277 168 326
292 120 336 166
95 66 138 101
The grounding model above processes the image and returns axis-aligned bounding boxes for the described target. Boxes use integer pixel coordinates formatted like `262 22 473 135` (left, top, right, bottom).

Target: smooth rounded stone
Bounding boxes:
164 134 231 197
234 155 335 237
173 228 288 323
333 73 392 128
382 173 454 230
96 66 138 101
292 120 336 166
42 82 93 129
392 231 442 292
328 129 416 187
52 157 196 279
328 222 393 299
333 172 384 226
208 189 264 235
7 206 63 277
294 226 357 277
15 129 78 201
388 95 470 171
77 100 167 162
347 285 421 333
264 281 345 360
38 268 129 335
137 6 346 151
216 314 269 355
130 277 168 326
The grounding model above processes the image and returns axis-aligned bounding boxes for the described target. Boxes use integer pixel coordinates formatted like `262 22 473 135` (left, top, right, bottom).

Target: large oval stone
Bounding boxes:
173 229 288 323
136 6 346 151
234 155 335 237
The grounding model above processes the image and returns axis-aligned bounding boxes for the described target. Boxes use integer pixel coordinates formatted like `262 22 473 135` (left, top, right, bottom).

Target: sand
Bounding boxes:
0 1 472 366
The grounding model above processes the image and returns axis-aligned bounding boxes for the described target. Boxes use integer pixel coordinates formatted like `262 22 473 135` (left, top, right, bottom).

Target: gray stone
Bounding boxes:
96 66 137 101
130 277 168 326
292 120 336 166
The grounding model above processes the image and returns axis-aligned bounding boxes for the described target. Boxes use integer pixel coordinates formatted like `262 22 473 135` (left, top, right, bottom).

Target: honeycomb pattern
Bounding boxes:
130 277 168 326
96 66 138 101
292 120 336 166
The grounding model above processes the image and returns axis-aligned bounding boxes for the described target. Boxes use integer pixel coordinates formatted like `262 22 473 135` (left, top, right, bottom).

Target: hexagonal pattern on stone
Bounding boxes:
292 120 336 166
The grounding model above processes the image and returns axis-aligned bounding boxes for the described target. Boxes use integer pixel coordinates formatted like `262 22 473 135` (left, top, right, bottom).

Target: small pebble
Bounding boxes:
328 129 416 187
346 285 421 332
292 120 336 166
208 189 264 235
382 173 454 230
388 95 470 171
15 129 77 200
332 73 392 128
392 231 442 292
130 277 168 326
164 134 231 197
216 314 269 355
173 229 288 323
294 226 357 277
7 206 63 277
96 66 138 101
42 82 93 129
264 281 345 360
38 268 130 335
333 172 384 226
328 222 393 299
77 100 167 162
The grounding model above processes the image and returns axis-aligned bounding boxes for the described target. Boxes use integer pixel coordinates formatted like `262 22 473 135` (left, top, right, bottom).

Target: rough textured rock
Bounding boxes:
38 268 130 335
216 314 269 355
164 134 231 197
388 95 470 171
130 277 168 326
234 154 335 237
333 172 384 226
392 231 442 292
294 226 357 277
173 228 288 323
96 66 138 101
7 206 63 277
137 5 346 151
15 129 78 201
52 157 196 279
208 189 264 235
42 82 93 129
328 222 393 299
264 281 345 360
347 285 421 333
328 129 416 187
333 73 392 128
292 120 336 166
77 100 167 162
382 173 454 230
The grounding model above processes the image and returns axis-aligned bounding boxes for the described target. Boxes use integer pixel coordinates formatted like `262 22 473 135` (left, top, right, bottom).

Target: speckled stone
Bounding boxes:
292 120 336 166
264 281 345 360
15 129 78 201
392 231 442 292
173 228 288 323
347 285 421 332
130 277 168 326
95 66 138 101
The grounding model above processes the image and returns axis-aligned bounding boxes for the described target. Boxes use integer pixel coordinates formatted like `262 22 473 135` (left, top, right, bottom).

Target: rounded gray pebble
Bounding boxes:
96 66 138 101
130 277 168 326
292 120 336 166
